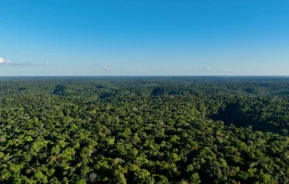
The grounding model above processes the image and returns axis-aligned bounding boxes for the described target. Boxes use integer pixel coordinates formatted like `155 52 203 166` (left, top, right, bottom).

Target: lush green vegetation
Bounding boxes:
1 76 289 183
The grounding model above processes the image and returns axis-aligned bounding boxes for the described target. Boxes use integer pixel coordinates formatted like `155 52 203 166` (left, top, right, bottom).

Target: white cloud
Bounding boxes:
0 57 12 65
0 57 48 67
91 64 112 72
198 67 213 71
0 57 4 64
0 57 11 64
102 66 111 72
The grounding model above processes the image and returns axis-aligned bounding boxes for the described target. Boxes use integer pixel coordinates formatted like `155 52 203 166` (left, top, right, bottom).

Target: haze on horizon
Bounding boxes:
0 0 289 76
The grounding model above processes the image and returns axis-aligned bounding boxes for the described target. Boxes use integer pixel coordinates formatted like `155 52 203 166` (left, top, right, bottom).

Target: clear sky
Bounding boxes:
0 0 289 76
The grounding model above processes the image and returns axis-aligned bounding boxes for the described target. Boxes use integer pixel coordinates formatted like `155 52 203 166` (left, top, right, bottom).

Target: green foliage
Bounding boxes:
1 77 289 183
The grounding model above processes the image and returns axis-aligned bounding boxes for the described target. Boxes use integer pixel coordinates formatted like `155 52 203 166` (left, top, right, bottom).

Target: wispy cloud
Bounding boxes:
198 67 213 71
92 64 112 72
102 66 111 72
0 57 49 67
0 57 11 64
196 67 236 75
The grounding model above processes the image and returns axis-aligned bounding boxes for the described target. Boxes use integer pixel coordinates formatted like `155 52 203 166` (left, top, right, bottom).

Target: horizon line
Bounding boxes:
0 75 289 77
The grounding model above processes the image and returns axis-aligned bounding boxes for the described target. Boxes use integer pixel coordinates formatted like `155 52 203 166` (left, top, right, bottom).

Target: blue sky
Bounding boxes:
0 0 289 76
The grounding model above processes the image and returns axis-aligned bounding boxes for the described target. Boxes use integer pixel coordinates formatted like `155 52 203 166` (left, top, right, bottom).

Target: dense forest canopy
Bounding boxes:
1 76 289 183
